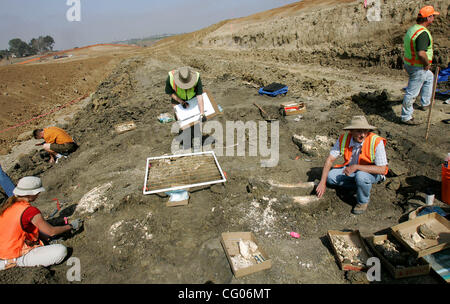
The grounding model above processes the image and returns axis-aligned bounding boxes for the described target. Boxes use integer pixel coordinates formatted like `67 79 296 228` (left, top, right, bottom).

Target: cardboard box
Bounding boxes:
281 102 306 116
365 234 430 279
220 232 272 278
327 230 372 271
390 213 450 258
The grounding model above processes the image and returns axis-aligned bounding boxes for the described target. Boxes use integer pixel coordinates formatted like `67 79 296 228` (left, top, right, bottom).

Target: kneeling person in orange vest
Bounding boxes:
316 116 388 215
0 176 83 270
33 127 79 163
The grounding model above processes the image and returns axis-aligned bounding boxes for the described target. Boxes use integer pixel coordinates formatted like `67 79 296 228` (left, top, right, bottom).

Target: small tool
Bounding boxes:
48 198 64 220
253 103 277 122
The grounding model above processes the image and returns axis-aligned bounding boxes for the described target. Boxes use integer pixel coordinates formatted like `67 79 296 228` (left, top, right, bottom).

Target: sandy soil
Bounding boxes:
0 0 449 284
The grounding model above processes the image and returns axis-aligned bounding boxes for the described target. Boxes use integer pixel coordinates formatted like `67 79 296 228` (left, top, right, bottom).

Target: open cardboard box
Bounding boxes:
390 213 450 258
220 232 272 278
281 102 306 116
327 230 372 271
365 234 430 279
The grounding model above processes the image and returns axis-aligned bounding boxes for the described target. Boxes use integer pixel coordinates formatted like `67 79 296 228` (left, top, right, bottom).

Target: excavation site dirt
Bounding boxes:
0 0 449 284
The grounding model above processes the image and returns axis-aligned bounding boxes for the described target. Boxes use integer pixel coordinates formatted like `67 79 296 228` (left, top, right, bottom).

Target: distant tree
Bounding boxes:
43 35 55 51
9 38 33 57
29 35 55 54
0 49 10 60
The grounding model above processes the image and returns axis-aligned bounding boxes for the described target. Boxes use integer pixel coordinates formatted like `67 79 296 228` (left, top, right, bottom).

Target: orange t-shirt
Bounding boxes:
43 127 74 144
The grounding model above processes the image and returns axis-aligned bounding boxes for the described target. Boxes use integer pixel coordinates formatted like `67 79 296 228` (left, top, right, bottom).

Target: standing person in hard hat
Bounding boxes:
33 127 79 163
0 163 15 198
315 116 388 215
0 176 83 270
400 5 440 125
165 66 206 122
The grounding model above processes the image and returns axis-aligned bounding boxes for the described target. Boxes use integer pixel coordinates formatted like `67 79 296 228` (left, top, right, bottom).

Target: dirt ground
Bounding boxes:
0 0 449 284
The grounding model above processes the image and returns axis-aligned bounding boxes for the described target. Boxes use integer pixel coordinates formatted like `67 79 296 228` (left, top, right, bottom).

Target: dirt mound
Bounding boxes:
0 45 141 155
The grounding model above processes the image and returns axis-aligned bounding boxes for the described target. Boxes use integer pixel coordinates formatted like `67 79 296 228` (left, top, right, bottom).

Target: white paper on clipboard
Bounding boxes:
174 93 215 128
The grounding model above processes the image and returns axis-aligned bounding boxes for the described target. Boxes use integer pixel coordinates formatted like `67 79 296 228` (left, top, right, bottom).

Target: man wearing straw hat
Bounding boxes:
165 66 206 122
400 5 440 125
316 116 388 215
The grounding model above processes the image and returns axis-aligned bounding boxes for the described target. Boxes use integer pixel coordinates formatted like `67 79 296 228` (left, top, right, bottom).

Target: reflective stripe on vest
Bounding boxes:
168 70 199 101
335 132 388 175
0 201 41 260
404 24 433 67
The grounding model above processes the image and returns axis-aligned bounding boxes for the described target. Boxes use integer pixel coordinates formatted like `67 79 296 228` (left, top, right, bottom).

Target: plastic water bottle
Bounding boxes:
445 153 450 168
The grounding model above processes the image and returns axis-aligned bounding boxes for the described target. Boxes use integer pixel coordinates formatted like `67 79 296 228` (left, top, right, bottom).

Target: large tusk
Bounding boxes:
292 195 320 206
267 180 316 189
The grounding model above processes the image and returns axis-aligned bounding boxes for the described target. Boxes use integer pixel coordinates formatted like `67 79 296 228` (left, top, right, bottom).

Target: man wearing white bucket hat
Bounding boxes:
316 116 388 215
0 176 83 270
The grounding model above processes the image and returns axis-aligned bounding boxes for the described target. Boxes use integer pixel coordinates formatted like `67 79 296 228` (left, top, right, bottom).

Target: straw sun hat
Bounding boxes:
343 115 377 130
13 176 45 196
173 67 198 90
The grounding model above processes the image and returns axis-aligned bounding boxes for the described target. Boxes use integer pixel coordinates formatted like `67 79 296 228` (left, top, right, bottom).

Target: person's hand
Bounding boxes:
70 219 83 232
316 181 326 198
201 114 207 122
424 65 431 71
181 101 188 108
343 165 358 176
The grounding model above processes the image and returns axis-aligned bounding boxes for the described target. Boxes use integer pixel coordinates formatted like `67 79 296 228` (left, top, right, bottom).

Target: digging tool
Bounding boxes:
47 198 64 220
253 102 277 122
425 66 440 141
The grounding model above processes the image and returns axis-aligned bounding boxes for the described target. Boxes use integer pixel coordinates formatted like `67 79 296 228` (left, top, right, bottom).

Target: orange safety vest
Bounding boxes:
0 201 42 263
334 132 388 175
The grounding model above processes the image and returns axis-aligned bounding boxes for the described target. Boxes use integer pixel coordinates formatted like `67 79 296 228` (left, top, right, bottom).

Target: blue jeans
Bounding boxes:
401 64 434 122
0 164 15 197
327 167 383 205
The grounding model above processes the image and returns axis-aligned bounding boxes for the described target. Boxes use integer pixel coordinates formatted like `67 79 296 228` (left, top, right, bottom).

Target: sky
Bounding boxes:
0 0 298 51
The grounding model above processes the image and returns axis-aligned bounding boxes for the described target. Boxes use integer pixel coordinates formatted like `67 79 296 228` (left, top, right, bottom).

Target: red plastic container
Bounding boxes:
442 164 450 205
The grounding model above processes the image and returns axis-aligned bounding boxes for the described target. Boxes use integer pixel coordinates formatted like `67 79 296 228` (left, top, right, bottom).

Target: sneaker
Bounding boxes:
352 203 368 215
401 118 421 125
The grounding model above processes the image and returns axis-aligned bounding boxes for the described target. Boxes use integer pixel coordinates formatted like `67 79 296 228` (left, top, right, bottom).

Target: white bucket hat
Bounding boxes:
343 115 377 130
13 176 45 196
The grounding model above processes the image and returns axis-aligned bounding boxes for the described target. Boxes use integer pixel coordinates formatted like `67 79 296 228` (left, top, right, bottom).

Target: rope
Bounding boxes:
0 93 90 134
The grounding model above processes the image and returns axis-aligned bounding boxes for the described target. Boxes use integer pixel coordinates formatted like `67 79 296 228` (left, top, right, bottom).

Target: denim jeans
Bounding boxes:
0 165 15 198
401 64 434 122
327 167 383 205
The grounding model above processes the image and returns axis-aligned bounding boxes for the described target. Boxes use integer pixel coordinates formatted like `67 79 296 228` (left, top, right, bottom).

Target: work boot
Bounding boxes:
352 203 368 215
401 118 422 126
416 105 429 112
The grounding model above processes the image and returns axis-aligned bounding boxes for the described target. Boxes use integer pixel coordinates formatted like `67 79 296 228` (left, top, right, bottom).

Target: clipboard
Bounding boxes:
174 89 220 130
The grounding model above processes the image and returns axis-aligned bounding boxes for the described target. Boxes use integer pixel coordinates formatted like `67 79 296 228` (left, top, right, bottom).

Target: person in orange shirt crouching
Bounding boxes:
0 176 83 270
33 127 79 163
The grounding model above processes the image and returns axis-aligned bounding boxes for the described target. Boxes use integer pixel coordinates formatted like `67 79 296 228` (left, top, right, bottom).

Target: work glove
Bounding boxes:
69 219 84 232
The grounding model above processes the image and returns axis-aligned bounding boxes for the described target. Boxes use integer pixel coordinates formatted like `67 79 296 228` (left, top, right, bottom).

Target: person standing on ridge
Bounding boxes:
400 5 440 125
